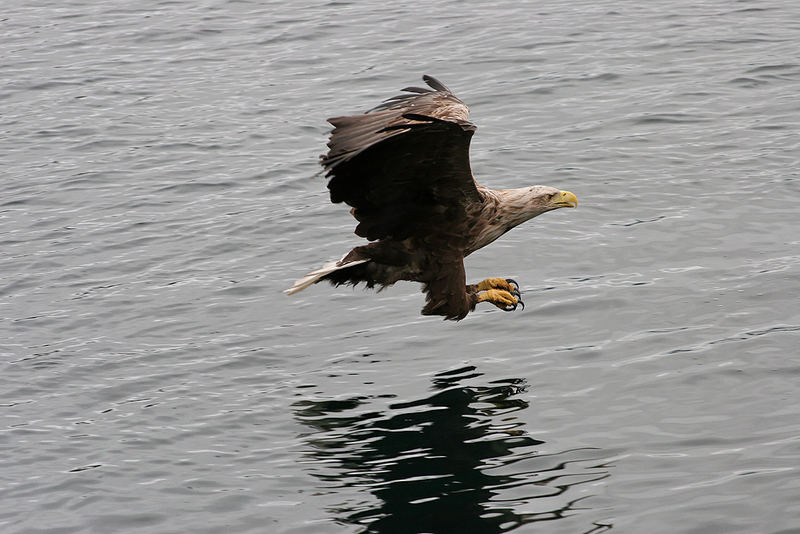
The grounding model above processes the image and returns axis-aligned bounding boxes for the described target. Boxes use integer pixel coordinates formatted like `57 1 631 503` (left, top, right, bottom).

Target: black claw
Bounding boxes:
505 279 522 301
517 298 525 310
502 296 521 312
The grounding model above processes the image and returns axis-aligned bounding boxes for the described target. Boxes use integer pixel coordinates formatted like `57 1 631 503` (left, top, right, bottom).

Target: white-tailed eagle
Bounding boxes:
286 75 578 320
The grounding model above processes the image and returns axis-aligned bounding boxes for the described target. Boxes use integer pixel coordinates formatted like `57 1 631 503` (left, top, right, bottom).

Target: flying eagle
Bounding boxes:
285 75 578 320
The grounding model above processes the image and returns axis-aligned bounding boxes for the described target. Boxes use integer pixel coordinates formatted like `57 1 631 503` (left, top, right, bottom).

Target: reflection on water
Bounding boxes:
294 366 612 533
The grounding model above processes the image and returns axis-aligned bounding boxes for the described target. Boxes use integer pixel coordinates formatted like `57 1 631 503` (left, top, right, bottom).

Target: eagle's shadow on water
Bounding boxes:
293 365 613 533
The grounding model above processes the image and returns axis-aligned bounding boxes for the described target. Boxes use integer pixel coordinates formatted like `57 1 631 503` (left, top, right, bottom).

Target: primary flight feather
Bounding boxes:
286 75 578 320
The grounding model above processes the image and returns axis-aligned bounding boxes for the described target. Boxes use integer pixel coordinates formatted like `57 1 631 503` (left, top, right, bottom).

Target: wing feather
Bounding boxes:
321 75 482 242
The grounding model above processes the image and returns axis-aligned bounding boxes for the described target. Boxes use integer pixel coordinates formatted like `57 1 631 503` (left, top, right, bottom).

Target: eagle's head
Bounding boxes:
528 185 579 212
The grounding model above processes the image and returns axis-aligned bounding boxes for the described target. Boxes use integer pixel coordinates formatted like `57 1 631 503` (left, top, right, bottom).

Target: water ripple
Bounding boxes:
2 0 800 532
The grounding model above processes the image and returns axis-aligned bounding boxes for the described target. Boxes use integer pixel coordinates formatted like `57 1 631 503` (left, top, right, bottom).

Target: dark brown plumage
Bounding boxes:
286 75 578 320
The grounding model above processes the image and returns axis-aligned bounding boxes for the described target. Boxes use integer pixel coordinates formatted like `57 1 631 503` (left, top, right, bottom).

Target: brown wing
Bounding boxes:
321 75 483 241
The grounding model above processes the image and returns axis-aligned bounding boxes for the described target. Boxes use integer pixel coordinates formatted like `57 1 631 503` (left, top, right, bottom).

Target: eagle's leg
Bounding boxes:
474 288 522 312
474 277 520 296
468 277 523 309
467 278 523 312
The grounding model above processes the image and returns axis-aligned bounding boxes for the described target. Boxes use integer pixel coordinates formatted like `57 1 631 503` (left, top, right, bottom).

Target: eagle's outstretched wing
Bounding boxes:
320 75 483 242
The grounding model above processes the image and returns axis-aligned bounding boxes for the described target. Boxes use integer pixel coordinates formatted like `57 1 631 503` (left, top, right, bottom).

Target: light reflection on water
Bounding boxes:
295 366 612 533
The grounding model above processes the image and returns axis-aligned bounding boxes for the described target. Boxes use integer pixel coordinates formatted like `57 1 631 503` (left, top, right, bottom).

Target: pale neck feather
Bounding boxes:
468 185 559 253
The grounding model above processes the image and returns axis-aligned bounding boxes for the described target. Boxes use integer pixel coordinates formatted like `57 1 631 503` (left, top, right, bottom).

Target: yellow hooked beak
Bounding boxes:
553 190 578 208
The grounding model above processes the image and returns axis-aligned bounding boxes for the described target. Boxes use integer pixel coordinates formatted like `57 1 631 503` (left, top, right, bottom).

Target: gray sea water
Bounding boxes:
3 1 800 532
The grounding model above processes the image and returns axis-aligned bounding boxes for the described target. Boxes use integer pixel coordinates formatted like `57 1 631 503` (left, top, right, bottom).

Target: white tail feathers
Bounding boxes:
284 257 369 295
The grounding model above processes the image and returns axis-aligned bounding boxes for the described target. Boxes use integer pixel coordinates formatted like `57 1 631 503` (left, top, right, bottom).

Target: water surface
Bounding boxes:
2 1 799 532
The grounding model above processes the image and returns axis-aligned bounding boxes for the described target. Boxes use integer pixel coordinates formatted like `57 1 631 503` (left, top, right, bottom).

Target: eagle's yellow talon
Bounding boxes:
476 289 520 312
476 277 517 293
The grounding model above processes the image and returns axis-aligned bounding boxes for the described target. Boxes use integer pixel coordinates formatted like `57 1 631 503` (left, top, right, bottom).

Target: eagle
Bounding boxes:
285 75 578 320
